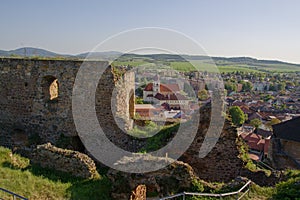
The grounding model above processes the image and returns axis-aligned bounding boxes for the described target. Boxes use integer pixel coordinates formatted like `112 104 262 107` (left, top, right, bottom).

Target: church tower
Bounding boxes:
153 74 160 96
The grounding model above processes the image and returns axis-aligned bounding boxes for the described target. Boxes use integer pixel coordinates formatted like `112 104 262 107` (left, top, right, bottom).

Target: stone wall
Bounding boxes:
269 138 300 169
31 143 98 179
0 58 135 150
108 159 199 199
179 105 244 182
280 139 300 164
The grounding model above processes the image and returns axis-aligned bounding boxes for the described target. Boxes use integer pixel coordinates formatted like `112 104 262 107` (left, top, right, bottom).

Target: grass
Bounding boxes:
0 146 111 200
142 123 180 152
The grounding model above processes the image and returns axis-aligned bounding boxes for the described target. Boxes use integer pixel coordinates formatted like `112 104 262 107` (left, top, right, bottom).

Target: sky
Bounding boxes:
1 0 300 63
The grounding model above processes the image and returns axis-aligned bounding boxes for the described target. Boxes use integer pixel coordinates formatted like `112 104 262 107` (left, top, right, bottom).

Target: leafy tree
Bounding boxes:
241 81 253 92
277 82 286 91
273 175 300 199
229 106 247 126
135 97 144 104
250 118 262 129
225 81 237 93
263 94 274 102
135 86 144 97
266 118 281 129
198 89 209 100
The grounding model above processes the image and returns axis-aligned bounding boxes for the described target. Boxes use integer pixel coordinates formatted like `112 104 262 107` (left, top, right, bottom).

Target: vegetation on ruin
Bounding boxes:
142 123 180 152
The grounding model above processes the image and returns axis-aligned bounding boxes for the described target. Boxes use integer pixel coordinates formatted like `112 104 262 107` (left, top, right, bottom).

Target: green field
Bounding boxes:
110 58 300 73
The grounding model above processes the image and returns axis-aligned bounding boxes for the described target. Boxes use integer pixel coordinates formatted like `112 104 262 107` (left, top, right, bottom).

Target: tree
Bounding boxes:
198 89 209 100
277 82 286 91
250 118 262 129
225 81 237 93
135 97 144 104
241 81 253 92
266 118 281 130
263 94 274 102
229 106 247 126
135 86 144 97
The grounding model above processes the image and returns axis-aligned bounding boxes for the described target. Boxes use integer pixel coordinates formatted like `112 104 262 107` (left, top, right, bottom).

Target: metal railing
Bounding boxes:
160 180 252 200
254 160 276 172
0 187 28 200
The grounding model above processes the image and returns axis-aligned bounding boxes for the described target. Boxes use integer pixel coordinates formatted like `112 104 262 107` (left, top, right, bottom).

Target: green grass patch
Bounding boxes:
0 146 111 200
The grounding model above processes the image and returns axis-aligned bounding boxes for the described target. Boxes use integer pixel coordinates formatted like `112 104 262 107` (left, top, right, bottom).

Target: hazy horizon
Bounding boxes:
3 46 300 65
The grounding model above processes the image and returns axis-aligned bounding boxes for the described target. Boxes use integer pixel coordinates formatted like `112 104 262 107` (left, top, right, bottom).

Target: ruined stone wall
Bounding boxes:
108 160 198 199
31 143 98 179
179 105 244 182
0 58 135 149
270 138 300 169
281 140 300 163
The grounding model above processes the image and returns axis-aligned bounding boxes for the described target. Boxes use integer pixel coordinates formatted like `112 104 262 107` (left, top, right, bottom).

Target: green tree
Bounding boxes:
135 97 144 104
266 118 281 130
225 81 237 93
263 94 274 102
198 89 209 100
277 82 286 91
241 81 253 92
229 106 247 126
250 118 262 129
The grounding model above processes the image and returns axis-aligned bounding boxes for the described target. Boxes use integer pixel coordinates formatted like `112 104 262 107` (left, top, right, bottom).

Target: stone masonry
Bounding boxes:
0 58 135 149
31 143 98 179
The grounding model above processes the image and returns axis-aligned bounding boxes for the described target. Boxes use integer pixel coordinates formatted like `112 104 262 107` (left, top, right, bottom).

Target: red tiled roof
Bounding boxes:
154 93 166 100
161 84 180 92
154 93 188 101
144 83 154 91
240 105 253 115
240 133 265 151
144 83 180 92
233 101 246 106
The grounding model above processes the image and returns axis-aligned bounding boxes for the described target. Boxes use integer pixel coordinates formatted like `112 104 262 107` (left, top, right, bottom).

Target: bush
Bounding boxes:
273 177 300 199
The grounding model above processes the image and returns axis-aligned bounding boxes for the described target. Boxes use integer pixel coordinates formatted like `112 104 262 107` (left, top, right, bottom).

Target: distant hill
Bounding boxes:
1 47 300 72
76 51 122 60
0 47 70 57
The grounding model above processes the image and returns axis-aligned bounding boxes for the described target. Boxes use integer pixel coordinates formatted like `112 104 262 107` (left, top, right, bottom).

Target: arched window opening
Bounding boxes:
42 76 59 101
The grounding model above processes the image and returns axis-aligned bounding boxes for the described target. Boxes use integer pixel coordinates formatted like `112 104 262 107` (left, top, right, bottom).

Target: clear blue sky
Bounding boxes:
1 0 300 63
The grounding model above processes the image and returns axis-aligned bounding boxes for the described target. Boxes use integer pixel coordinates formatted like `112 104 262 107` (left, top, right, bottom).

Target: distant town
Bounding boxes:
133 68 300 169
